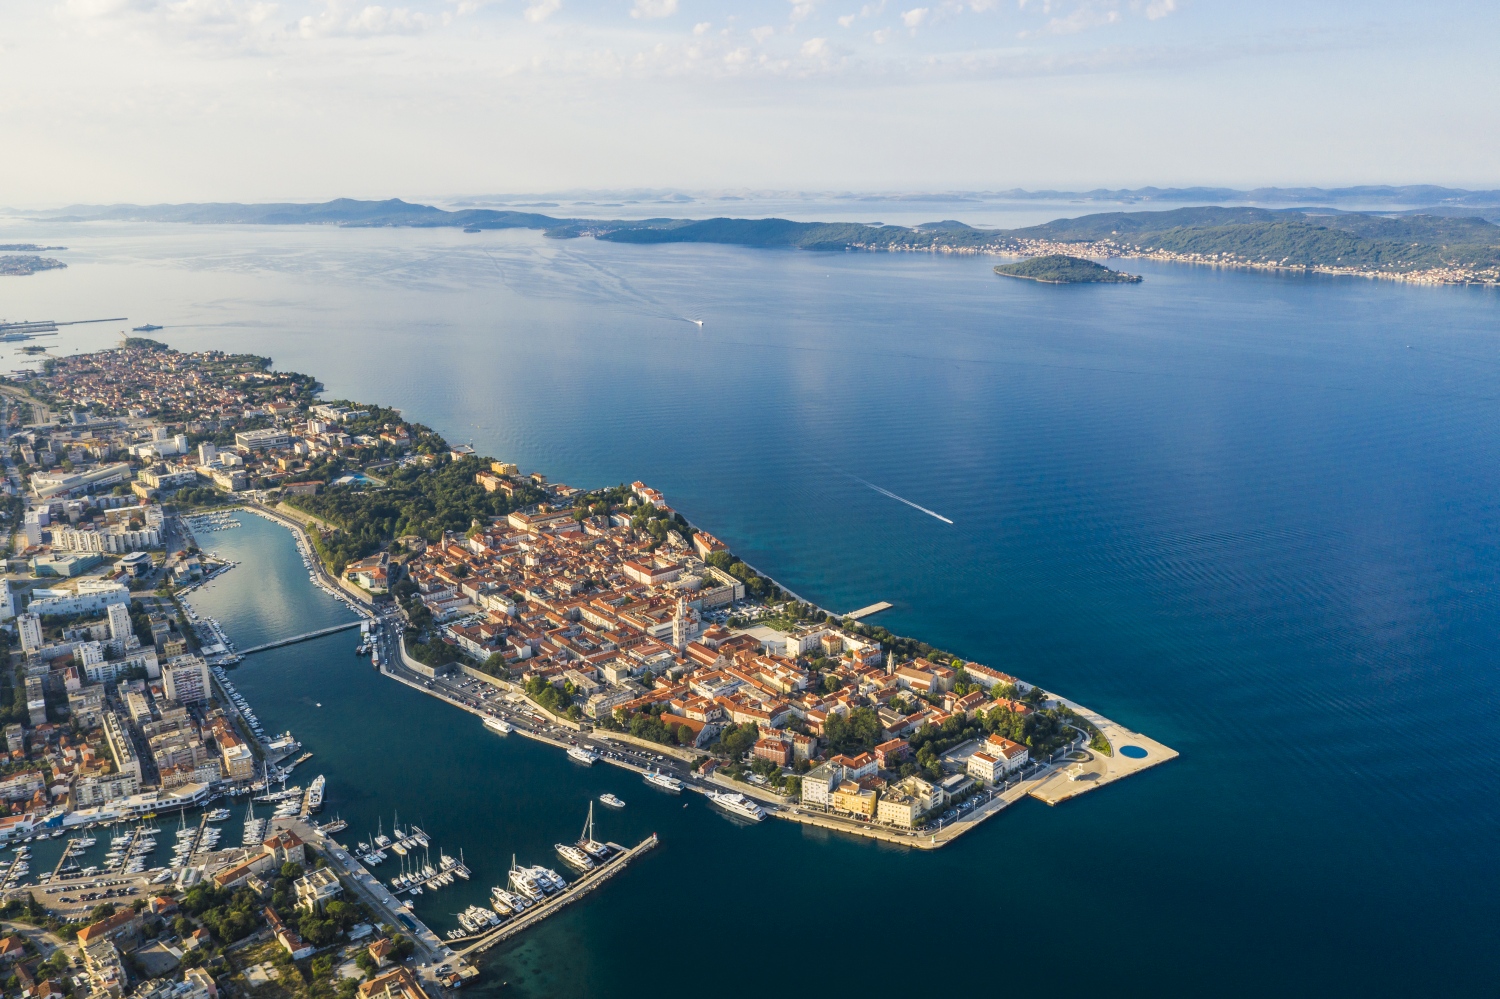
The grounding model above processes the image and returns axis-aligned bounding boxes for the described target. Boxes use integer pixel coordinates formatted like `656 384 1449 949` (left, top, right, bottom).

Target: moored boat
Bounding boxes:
644 770 683 793
706 790 766 822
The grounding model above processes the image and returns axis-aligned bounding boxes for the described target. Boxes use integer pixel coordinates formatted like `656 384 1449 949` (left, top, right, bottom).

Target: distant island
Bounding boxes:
0 255 66 277
13 199 1500 286
0 243 66 251
993 255 1141 284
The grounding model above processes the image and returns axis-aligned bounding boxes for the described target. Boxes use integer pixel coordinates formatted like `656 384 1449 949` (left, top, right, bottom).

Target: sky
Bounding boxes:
1 0 1497 205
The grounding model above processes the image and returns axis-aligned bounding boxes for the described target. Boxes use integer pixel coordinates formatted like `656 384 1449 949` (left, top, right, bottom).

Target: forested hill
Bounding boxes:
25 199 1500 275
1012 207 1500 272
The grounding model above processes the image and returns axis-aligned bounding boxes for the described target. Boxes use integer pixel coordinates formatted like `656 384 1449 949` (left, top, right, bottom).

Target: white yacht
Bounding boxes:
483 717 513 736
304 775 326 813
644 770 683 793
491 887 530 913
554 843 595 871
706 791 766 822
599 793 625 809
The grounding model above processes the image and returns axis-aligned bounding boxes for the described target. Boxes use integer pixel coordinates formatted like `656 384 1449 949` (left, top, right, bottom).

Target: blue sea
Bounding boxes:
3 220 1498 996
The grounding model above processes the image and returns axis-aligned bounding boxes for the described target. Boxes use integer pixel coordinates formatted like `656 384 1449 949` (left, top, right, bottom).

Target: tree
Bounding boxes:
824 707 881 755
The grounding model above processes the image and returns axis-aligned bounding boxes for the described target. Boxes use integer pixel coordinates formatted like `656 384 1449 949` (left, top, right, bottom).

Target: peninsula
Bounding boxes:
4 339 1175 858
0 255 66 277
20 198 1500 286
993 254 1142 284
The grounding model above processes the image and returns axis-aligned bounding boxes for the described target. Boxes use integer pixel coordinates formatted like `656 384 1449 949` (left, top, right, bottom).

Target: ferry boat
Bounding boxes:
304 775 326 813
706 791 766 822
643 770 683 793
483 717 513 736
599 793 625 809
566 746 598 766
554 843 595 871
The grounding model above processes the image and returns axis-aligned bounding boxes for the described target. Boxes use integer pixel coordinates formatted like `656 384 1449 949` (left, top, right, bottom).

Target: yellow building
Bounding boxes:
831 779 877 819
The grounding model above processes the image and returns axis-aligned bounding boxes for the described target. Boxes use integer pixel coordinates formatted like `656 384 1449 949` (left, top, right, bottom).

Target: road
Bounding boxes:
1 919 78 968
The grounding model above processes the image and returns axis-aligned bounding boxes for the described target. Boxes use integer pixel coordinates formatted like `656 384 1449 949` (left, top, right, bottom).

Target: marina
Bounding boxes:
447 834 658 956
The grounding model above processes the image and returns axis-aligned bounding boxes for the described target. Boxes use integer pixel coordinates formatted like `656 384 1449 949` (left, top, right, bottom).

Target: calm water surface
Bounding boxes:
3 223 1498 996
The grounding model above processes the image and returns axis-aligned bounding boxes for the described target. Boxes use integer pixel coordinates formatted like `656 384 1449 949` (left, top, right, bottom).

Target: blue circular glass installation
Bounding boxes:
1119 745 1148 759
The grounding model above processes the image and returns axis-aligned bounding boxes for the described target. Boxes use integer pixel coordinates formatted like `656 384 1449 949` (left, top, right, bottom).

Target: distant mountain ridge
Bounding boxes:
14 198 1500 282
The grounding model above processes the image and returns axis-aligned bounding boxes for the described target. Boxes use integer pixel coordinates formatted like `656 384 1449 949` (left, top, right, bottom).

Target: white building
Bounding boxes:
107 603 135 646
22 508 47 546
234 428 291 450
85 647 160 683
801 760 845 809
27 581 130 617
162 654 210 704
17 613 43 655
30 463 132 499
72 771 139 807
51 523 162 554
966 734 1029 784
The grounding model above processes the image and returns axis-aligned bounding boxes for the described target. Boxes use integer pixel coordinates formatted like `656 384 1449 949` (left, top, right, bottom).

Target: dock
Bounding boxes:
452 834 658 958
844 601 893 620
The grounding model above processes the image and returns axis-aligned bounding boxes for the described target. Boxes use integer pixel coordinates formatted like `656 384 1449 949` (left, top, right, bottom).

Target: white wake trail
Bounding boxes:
848 474 954 525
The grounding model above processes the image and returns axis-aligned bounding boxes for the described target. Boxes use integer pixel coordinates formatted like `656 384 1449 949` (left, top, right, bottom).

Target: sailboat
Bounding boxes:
577 802 611 860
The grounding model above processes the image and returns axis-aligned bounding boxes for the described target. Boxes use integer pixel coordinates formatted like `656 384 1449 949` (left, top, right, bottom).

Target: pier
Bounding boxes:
843 601 893 620
1 849 28 885
452 834 659 958
239 621 362 656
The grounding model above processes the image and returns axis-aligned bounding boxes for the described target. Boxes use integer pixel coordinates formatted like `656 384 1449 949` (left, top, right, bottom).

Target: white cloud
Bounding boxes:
872 25 891 41
523 0 559 22
692 20 710 34
1020 1 1121 37
837 13 854 26
900 6 927 27
630 0 677 19
788 0 815 23
751 24 775 40
800 36 826 55
1143 0 1175 19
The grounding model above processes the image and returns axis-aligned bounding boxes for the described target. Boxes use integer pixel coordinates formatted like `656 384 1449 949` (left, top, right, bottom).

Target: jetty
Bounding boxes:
452 834 658 958
844 601 893 620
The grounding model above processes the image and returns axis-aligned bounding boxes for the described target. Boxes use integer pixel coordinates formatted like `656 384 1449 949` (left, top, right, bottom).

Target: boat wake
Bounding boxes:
843 471 953 525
